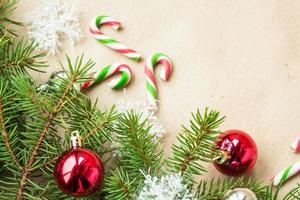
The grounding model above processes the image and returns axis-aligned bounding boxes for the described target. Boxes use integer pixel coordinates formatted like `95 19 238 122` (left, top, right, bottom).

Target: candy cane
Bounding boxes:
272 161 300 186
291 137 300 153
81 63 132 90
145 53 173 108
90 15 141 62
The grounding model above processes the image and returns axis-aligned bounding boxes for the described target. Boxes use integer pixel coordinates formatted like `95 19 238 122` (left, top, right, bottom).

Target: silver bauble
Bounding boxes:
37 71 66 92
37 71 80 91
222 188 257 200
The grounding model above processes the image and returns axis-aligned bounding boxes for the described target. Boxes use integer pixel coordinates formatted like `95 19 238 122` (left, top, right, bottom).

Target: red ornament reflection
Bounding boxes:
54 148 104 197
214 129 257 176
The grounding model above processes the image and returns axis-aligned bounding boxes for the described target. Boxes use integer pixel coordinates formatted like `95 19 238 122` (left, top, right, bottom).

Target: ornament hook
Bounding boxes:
70 131 82 149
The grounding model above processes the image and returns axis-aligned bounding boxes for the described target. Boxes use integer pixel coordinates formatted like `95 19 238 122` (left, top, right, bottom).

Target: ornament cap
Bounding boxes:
70 131 82 149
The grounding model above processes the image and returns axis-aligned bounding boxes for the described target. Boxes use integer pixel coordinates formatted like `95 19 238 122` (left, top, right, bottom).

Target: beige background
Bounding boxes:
12 0 300 196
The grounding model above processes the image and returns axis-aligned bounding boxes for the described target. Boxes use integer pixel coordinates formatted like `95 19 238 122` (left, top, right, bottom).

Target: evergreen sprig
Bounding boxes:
0 0 22 35
167 108 225 183
0 39 47 76
104 167 138 200
283 183 300 200
67 97 118 150
104 111 163 200
114 111 162 177
0 78 23 172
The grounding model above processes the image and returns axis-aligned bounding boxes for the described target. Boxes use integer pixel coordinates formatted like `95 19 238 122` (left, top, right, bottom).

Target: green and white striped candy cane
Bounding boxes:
90 15 141 62
81 63 132 90
272 160 300 186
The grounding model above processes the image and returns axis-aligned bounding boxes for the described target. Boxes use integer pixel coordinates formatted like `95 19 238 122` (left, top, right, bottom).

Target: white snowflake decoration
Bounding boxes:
137 172 194 200
25 0 81 55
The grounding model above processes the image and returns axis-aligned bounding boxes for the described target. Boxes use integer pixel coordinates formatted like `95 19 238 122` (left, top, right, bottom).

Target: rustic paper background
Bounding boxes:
12 0 300 196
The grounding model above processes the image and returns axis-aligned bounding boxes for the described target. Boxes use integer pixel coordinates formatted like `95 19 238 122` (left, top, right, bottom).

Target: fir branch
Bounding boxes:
103 112 163 200
40 155 58 170
283 183 300 200
167 108 225 183
15 55 94 200
0 39 47 76
28 89 47 119
0 101 22 170
0 176 20 199
16 99 63 199
104 167 138 200
0 0 22 35
66 96 118 149
0 80 22 170
114 111 163 176
11 73 62 171
194 177 270 200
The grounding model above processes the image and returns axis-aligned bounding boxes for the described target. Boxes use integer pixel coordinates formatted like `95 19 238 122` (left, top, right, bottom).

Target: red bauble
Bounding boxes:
54 148 104 197
214 129 257 176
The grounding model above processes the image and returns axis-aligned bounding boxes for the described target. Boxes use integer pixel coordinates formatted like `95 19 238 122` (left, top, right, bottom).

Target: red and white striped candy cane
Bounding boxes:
145 53 173 109
90 15 141 62
291 137 300 153
81 63 132 90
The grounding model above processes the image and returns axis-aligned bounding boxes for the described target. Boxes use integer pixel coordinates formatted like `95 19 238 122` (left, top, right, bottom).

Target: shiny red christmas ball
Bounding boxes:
54 148 104 197
214 129 257 176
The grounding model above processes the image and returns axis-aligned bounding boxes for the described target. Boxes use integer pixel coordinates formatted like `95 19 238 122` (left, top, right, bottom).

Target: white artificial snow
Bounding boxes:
25 0 81 55
137 173 194 200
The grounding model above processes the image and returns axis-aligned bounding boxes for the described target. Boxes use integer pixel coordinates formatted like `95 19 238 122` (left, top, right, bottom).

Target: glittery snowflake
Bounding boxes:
137 172 194 200
25 0 81 55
